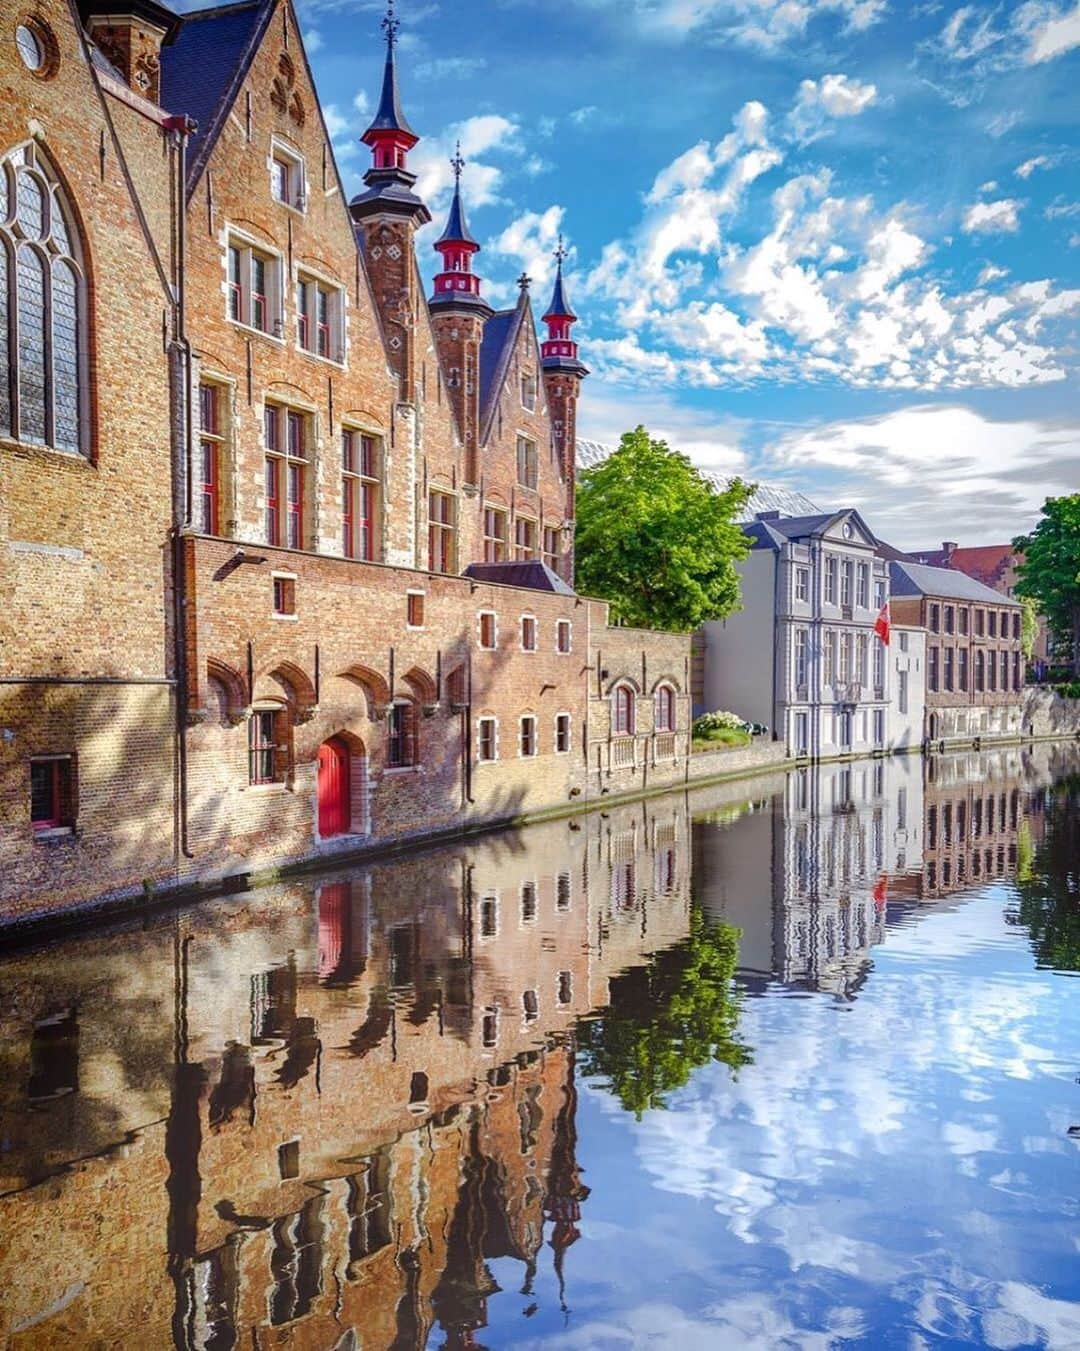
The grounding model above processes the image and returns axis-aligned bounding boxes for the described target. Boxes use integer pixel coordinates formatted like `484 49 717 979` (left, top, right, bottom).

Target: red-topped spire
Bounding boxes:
361 1 417 170
541 236 584 370
430 145 490 313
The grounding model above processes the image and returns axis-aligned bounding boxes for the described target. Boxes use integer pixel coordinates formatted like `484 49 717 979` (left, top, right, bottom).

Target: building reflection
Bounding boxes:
0 793 689 1348
696 745 1060 998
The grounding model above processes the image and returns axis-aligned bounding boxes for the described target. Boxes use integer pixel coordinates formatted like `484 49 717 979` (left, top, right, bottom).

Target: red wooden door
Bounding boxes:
317 739 350 838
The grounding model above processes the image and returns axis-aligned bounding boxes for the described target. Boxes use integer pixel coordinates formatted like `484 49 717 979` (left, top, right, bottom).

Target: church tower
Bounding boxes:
349 1 431 400
428 146 493 486
540 237 588 529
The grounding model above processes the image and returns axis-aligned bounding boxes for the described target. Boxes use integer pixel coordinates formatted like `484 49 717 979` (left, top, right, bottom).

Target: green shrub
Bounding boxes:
1052 681 1080 700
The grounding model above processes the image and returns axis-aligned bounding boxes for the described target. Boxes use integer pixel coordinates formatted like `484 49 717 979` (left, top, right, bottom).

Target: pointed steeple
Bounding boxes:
430 145 491 315
350 1 431 226
363 1 416 144
541 236 585 374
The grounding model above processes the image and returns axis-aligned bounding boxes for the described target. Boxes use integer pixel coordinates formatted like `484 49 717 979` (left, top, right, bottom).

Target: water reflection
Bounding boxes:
1 744 1077 1348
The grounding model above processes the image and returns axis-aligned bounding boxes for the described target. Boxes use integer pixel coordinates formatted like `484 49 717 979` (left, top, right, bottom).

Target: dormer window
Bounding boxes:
270 142 305 210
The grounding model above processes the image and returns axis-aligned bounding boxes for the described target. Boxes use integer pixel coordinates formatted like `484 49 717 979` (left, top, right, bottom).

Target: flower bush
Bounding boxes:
693 710 747 735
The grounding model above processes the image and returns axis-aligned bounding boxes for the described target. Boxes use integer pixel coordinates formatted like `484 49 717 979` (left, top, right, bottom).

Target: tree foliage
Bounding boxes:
1014 496 1080 674
575 426 755 632
1008 775 1080 972
577 907 752 1119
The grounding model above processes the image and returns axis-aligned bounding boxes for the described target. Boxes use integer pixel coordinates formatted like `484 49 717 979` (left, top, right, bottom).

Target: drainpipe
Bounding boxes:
165 114 197 860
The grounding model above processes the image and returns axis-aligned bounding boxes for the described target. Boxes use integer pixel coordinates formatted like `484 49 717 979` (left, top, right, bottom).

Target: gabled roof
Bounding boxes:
463 561 575 596
160 0 273 191
744 509 878 552
889 560 1022 606
478 301 527 442
909 544 1016 586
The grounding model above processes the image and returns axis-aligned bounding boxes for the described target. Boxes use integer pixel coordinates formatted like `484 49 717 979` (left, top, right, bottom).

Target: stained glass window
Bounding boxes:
1 146 85 453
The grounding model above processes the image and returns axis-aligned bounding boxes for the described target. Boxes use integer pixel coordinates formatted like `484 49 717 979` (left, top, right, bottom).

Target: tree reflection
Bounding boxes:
577 907 752 1118
1009 776 1080 972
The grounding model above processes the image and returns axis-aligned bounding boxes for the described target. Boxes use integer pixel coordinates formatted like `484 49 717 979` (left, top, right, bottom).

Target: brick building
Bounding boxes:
0 0 689 924
888 560 1024 744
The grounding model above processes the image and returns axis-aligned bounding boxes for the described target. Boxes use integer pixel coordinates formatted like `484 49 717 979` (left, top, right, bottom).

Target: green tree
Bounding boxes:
1009 776 1080 971
577 907 752 1118
575 426 755 631
1014 497 1080 675
1019 596 1038 661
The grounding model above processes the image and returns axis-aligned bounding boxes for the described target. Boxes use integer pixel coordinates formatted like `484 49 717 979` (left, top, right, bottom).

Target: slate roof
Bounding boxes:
744 509 879 552
463 561 575 595
159 0 271 188
478 304 523 437
543 263 575 322
364 42 415 139
435 180 477 248
889 560 1022 606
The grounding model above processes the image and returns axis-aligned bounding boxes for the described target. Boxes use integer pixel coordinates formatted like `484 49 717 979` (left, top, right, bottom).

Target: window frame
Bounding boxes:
386 699 417 770
226 233 283 338
477 715 498 762
271 571 297 619
478 610 497 650
482 506 508 563
264 402 310 549
269 138 306 212
514 515 538 561
197 380 228 535
406 590 425 630
654 684 676 733
516 434 538 489
520 371 537 412
612 684 635 736
248 706 288 786
520 613 538 652
30 754 75 834
519 714 538 758
554 711 572 754
295 269 344 363
428 489 456 574
555 618 572 654
342 427 380 562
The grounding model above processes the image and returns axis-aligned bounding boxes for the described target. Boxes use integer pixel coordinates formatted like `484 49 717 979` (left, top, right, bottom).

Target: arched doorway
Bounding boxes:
317 737 351 838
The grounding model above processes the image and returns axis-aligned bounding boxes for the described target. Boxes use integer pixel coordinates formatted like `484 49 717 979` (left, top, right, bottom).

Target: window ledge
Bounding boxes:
33 826 75 842
227 319 285 345
0 436 91 465
244 782 290 794
297 347 346 370
382 765 423 777
272 612 299 621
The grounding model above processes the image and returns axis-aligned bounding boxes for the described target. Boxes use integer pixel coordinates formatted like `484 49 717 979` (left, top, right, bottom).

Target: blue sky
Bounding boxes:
205 0 1079 546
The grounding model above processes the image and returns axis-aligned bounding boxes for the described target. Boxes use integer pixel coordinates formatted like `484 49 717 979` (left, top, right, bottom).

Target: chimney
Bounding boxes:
82 1 178 104
756 510 781 521
942 541 958 563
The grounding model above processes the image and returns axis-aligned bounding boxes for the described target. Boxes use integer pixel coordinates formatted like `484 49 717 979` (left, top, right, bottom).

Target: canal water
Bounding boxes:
1 745 1078 1349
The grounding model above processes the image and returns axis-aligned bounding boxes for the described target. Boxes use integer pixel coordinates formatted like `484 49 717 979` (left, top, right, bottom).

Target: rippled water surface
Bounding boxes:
2 746 1079 1349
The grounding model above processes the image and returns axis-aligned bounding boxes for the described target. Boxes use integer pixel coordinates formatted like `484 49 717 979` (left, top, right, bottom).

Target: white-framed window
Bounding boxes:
857 563 870 609
873 638 885 690
825 556 837 604
794 711 809 755
514 516 537 560
270 140 306 210
823 630 836 683
483 506 508 562
841 560 853 608
794 628 809 688
482 1006 499 1047
478 610 497 650
521 614 537 651
554 712 572 753
296 273 343 361
342 428 381 561
477 715 498 762
271 571 297 618
795 567 809 602
516 435 538 488
0 143 87 454
520 371 537 411
263 402 310 548
227 235 282 336
556 619 572 654
519 714 538 757
543 525 560 574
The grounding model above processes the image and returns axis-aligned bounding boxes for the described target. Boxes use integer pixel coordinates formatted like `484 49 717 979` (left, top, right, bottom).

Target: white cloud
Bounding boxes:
791 73 877 142
413 55 486 80
303 28 323 54
978 264 1010 284
411 113 522 223
761 404 1080 541
962 199 1023 234
569 105 599 125
1045 199 1080 219
352 89 370 117
1022 1 1080 63
577 380 748 473
486 204 567 298
1015 154 1052 178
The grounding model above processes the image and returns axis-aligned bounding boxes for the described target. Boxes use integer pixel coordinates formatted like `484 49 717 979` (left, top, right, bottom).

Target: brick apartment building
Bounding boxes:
0 0 689 925
888 560 1024 744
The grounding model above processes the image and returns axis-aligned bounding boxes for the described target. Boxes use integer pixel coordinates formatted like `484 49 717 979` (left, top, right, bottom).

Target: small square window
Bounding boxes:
556 619 572 654
271 143 305 210
479 611 497 649
407 592 424 628
521 615 537 651
30 756 75 833
272 575 296 616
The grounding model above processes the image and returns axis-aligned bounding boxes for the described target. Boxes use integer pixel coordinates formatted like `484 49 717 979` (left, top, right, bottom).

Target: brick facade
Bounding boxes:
0 0 688 924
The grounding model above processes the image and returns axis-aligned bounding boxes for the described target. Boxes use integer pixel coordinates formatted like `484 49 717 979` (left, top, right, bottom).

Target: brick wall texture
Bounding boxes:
0 0 690 923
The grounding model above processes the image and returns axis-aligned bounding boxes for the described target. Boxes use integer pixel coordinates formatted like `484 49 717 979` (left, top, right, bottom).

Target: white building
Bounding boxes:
699 510 891 759
888 624 927 754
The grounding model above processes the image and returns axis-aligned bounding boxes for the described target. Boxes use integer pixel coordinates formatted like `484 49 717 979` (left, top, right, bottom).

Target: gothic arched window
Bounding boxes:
0 144 86 454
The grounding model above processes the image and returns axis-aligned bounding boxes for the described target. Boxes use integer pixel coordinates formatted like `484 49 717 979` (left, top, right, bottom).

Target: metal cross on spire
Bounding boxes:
517 271 531 291
450 140 464 182
382 0 400 49
553 233 568 267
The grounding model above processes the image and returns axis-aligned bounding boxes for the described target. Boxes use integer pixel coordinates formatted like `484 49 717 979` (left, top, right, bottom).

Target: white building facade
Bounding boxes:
700 510 893 759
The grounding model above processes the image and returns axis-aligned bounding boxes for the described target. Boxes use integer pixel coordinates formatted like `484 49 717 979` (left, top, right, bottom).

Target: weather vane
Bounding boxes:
382 0 400 48
554 233 568 267
450 139 464 182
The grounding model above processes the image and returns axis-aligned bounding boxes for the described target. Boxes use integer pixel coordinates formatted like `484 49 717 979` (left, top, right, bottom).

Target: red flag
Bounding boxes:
874 599 891 646
873 875 888 910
